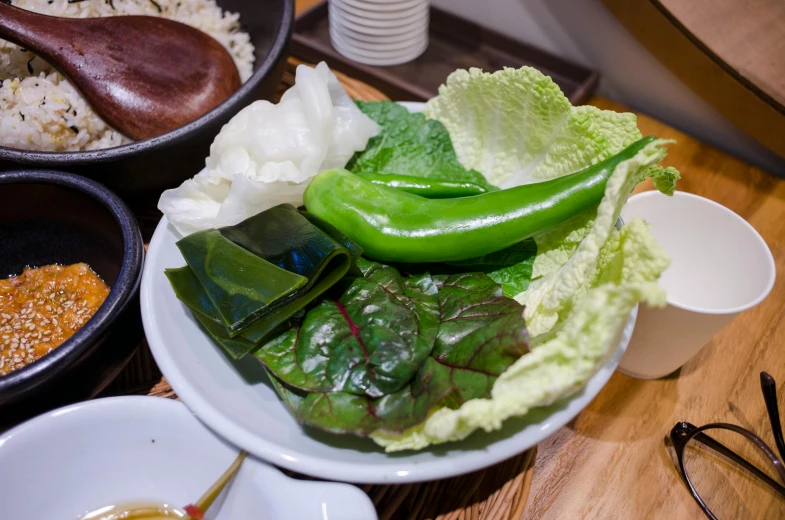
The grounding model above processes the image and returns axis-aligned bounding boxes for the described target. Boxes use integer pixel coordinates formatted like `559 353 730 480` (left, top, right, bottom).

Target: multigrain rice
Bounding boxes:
0 0 255 151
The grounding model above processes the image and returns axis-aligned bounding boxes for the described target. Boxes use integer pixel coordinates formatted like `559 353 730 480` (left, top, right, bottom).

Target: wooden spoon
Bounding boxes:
0 3 241 140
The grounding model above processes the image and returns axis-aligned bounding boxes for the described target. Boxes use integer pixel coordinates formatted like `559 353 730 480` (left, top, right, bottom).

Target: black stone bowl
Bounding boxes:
0 0 294 198
0 170 144 418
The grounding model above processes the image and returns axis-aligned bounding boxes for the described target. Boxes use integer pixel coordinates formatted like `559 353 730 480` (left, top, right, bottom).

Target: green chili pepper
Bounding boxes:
354 172 488 198
304 137 656 263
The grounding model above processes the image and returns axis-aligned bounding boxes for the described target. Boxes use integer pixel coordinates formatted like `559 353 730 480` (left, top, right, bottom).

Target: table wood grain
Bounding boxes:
526 96 785 519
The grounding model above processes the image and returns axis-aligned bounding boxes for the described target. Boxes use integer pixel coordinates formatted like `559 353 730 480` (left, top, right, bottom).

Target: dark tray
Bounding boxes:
292 2 598 104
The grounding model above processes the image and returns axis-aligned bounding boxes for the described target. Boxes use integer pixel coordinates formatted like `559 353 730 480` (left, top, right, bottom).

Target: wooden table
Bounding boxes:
527 97 785 518
292 1 785 515
120 2 776 517
117 66 785 518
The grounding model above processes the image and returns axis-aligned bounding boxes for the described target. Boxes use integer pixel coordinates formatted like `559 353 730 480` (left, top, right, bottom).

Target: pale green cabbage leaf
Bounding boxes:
424 67 643 188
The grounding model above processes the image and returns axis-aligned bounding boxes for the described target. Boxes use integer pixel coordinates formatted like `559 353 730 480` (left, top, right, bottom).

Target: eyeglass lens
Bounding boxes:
681 426 785 518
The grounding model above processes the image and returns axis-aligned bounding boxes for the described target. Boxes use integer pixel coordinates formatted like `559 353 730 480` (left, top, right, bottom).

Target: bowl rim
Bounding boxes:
0 0 294 165
0 170 145 400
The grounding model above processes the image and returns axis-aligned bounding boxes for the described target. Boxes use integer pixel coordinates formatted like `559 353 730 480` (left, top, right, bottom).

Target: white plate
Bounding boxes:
141 102 636 484
0 397 376 519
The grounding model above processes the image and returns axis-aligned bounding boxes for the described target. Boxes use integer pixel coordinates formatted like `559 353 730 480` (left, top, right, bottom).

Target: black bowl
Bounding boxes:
0 170 144 415
0 0 294 198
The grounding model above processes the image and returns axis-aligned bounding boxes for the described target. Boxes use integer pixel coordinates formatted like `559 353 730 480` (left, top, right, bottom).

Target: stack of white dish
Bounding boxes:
328 0 430 66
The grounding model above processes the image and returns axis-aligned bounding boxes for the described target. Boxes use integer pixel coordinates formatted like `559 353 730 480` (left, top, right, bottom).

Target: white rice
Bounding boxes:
0 0 255 151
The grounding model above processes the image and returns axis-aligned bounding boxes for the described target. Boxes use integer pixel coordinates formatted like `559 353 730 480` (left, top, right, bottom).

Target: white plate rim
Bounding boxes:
141 102 636 484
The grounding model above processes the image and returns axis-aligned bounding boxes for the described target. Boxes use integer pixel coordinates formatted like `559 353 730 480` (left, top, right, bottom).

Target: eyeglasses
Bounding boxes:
669 372 785 519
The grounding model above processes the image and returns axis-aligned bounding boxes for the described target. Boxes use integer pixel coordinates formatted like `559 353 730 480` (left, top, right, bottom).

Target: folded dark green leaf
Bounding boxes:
298 210 364 262
346 101 495 191
260 262 529 436
166 265 307 359
166 204 362 359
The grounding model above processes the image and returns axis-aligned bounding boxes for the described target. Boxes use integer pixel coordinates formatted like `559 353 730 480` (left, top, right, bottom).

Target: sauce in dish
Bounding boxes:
79 503 184 520
77 451 247 520
0 263 110 376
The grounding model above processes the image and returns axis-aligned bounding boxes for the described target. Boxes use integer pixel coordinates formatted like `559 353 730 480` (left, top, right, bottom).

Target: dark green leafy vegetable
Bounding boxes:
446 238 537 297
346 101 494 191
175 229 307 332
166 204 361 359
257 261 439 397
258 261 529 436
268 358 454 435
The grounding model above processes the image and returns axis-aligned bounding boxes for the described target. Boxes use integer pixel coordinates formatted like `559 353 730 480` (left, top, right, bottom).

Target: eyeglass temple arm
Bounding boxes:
691 430 785 494
761 371 785 464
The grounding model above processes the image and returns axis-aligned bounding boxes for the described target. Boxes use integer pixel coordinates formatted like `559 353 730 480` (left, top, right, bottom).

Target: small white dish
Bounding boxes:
619 191 775 379
140 102 638 484
330 20 428 44
329 7 429 34
331 0 427 20
330 20 428 41
330 5 426 28
331 33 428 60
331 39 428 66
332 30 428 52
337 0 427 13
0 396 377 520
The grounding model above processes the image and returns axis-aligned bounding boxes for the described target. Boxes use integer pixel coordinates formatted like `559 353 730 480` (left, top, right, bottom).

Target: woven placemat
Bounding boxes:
103 58 536 520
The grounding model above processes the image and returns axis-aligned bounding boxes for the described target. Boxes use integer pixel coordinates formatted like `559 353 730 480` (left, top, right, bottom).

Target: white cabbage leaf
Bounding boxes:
158 62 379 236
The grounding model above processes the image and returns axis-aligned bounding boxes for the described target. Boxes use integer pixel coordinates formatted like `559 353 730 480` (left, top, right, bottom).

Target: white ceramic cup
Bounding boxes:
618 191 775 379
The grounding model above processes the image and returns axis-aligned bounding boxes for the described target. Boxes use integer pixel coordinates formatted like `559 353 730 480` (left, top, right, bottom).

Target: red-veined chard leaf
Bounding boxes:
256 259 440 397
259 263 529 436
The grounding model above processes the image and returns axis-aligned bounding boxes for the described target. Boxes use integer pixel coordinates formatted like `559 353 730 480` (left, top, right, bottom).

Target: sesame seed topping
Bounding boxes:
0 264 109 376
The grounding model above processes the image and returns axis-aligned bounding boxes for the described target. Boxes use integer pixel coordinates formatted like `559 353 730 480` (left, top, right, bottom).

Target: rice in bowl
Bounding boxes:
0 0 255 152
